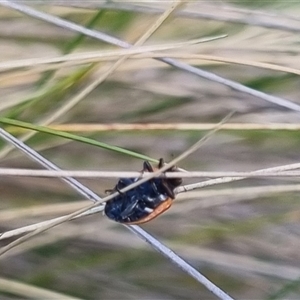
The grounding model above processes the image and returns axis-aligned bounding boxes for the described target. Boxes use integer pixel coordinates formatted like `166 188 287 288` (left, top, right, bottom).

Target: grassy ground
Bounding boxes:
1 1 300 299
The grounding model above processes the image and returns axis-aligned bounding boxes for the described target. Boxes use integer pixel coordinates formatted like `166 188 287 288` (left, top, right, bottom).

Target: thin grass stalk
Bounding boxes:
3 181 300 241
3 169 300 178
0 111 232 248
71 2 300 34
0 3 217 163
0 128 101 202
48 123 300 132
3 183 300 225
0 277 82 300
0 112 235 300
1 1 299 113
0 37 222 71
0 132 235 300
178 161 300 193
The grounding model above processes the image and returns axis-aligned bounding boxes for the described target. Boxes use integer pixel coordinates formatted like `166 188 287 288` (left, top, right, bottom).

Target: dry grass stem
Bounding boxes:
3 168 300 179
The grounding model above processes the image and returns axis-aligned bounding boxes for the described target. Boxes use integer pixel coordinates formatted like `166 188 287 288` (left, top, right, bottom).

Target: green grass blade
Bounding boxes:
0 117 157 163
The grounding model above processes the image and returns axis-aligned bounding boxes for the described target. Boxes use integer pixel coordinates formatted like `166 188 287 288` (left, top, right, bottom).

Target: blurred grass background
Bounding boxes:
1 1 300 299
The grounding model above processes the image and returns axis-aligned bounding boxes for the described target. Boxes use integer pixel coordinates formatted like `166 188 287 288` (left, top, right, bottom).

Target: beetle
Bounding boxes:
104 158 183 224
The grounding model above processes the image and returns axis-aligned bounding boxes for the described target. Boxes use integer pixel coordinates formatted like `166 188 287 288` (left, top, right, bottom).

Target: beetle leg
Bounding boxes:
160 158 177 172
159 157 176 172
118 178 134 187
116 178 134 194
106 178 133 195
161 181 175 199
160 158 183 189
158 158 164 169
171 177 183 187
150 179 162 196
139 161 154 180
115 185 124 195
143 161 154 172
120 198 139 218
